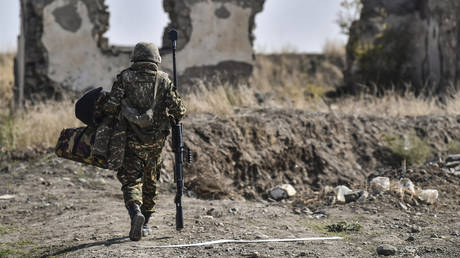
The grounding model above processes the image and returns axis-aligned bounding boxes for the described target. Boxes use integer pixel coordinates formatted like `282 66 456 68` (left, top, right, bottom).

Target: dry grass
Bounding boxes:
184 83 460 117
322 39 346 60
1 101 83 149
2 50 460 150
0 52 15 111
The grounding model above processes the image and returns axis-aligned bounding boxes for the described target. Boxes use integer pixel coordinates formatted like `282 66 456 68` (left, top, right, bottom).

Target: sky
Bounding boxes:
0 0 347 53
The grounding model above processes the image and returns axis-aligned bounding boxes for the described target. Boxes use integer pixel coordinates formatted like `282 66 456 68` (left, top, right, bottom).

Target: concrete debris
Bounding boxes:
356 190 369 202
446 154 460 162
370 177 390 194
445 161 460 168
376 244 397 256
398 178 415 195
345 190 368 203
418 189 439 205
334 185 353 203
269 184 296 201
0 194 16 200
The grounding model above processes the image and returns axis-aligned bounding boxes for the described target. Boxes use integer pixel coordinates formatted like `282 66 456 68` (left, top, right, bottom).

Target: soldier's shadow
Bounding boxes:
42 236 130 257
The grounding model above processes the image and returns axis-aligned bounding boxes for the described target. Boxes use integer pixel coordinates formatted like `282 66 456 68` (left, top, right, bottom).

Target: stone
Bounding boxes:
446 154 460 162
334 185 353 203
376 244 397 256
410 225 421 233
418 189 439 204
269 184 297 201
399 202 408 210
398 178 416 195
0 194 16 200
406 236 415 242
445 161 460 168
357 190 369 202
344 191 361 203
370 177 390 194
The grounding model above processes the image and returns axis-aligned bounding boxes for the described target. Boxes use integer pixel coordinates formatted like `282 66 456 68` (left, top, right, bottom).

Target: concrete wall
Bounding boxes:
345 0 460 95
161 0 264 88
16 0 264 101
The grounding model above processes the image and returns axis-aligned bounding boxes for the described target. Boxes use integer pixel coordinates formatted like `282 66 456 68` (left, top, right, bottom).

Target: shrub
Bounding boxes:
382 131 432 166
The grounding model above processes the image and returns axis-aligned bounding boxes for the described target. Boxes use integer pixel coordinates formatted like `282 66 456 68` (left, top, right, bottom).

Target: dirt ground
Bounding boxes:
0 151 459 258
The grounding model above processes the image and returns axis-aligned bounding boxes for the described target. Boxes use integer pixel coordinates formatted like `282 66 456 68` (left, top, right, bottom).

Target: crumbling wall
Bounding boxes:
345 0 460 95
18 0 131 101
161 0 265 89
16 0 265 101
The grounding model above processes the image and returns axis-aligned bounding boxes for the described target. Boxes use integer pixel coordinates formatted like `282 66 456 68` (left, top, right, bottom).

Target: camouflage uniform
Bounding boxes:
103 54 186 216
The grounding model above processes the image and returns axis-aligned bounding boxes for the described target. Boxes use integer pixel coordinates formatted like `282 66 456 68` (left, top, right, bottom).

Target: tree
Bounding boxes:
336 0 363 35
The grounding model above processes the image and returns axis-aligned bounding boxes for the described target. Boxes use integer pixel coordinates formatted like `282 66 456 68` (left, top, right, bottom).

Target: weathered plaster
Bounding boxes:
161 1 253 74
16 0 264 101
42 0 129 92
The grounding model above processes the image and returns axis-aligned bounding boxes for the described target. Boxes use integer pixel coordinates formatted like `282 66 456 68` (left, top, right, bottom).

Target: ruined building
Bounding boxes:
346 0 460 95
15 0 264 103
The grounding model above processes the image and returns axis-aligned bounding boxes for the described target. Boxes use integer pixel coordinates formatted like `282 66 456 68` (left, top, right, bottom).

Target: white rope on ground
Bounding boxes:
137 236 343 248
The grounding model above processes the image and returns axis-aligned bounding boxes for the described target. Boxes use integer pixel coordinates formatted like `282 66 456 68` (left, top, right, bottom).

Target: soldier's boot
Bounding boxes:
141 212 153 237
127 203 145 241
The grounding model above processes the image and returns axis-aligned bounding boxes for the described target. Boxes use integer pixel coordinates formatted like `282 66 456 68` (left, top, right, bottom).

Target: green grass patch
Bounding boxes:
326 221 362 232
382 130 432 166
0 248 21 258
9 239 33 249
298 219 354 241
0 226 15 235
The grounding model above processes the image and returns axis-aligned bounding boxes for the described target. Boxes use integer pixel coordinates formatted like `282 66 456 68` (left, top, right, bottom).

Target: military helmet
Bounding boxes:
131 42 161 63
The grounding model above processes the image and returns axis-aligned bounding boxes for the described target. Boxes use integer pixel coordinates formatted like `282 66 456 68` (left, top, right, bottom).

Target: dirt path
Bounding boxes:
0 154 459 257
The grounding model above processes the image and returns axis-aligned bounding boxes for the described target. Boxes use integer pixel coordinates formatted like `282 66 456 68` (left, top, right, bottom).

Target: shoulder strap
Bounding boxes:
153 72 160 104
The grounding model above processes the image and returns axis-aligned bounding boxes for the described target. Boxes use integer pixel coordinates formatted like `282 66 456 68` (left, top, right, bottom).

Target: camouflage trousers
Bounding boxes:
116 136 165 214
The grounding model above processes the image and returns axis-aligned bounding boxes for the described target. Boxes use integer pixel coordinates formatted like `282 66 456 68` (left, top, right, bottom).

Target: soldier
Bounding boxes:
103 42 186 241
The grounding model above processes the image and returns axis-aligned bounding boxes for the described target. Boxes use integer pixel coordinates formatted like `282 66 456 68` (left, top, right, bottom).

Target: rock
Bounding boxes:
357 190 369 202
78 178 87 183
269 184 296 201
301 207 313 215
344 191 361 203
0 194 16 200
445 161 460 168
334 185 353 203
315 213 327 219
446 154 460 162
410 225 421 233
344 192 359 203
398 178 415 195
293 208 302 215
370 177 390 194
94 178 106 184
399 202 408 210
418 189 439 204
406 236 415 241
377 244 397 256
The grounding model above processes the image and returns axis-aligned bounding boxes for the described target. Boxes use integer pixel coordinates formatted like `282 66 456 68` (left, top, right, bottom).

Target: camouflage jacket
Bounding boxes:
103 62 186 144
